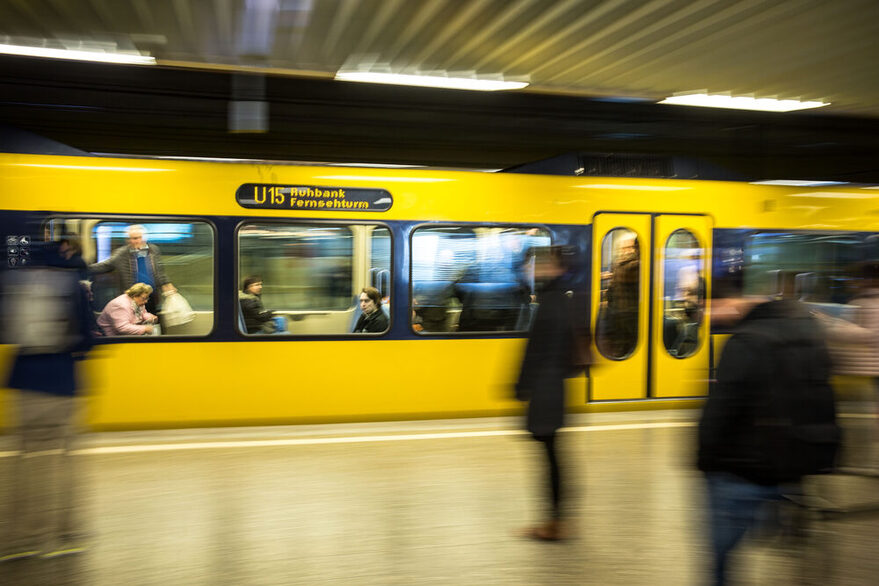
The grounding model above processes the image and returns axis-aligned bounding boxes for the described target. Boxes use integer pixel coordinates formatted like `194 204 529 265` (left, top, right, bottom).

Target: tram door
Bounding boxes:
590 213 711 401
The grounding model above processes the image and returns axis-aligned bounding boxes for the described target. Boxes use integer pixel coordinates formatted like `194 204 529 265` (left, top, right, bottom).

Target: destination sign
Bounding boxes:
236 184 393 212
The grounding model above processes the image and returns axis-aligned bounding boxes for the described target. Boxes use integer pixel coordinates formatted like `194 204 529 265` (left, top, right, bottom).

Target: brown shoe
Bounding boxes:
518 520 565 541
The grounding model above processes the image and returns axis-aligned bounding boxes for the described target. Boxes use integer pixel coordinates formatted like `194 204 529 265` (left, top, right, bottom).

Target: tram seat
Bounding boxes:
454 282 522 331
413 281 456 332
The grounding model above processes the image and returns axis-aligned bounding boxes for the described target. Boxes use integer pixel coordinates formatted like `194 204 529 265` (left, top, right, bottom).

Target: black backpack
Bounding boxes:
750 321 841 482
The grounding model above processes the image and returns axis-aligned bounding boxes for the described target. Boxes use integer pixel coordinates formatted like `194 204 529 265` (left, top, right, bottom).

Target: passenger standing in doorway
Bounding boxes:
88 224 176 315
515 245 588 540
601 235 639 357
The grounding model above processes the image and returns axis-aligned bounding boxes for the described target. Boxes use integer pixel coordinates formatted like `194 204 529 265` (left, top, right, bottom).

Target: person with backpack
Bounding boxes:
698 296 839 585
0 240 96 562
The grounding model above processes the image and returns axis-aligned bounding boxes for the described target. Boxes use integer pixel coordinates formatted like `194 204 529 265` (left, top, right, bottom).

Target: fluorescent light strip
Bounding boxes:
335 71 528 91
574 183 689 191
787 192 878 199
752 180 847 187
315 175 453 183
659 93 828 112
0 43 155 65
12 164 170 172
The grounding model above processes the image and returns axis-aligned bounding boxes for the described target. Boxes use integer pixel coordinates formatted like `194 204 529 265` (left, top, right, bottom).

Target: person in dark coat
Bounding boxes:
239 275 278 334
515 246 583 540
56 236 89 281
352 286 389 333
0 241 95 561
698 297 836 585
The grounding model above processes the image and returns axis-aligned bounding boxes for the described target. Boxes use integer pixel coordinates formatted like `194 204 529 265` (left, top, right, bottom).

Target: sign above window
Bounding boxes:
236 184 392 212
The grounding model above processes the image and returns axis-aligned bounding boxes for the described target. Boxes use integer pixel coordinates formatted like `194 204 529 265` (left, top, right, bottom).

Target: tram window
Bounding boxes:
595 228 640 359
410 226 550 333
45 219 215 338
238 223 390 335
743 232 865 303
662 229 705 358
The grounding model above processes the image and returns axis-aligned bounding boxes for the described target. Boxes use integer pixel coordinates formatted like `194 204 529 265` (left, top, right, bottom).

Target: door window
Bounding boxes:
662 229 704 358
596 228 640 359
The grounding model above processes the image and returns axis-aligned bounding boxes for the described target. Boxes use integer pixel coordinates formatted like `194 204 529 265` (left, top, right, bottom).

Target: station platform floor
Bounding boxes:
1 409 878 585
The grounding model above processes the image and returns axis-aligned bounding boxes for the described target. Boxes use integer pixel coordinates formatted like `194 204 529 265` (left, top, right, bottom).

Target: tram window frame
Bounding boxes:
661 228 705 359
409 223 552 335
235 220 393 337
45 215 218 340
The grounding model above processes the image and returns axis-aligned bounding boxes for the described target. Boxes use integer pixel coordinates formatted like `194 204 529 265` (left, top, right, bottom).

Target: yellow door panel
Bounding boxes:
590 213 651 400
651 215 713 398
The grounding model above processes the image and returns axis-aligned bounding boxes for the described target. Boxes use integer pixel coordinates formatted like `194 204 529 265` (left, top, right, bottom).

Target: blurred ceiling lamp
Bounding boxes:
659 93 829 112
335 71 528 91
0 42 155 65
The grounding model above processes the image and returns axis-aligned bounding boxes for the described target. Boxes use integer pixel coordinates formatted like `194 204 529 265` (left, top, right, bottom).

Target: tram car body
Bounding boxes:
1 153 877 430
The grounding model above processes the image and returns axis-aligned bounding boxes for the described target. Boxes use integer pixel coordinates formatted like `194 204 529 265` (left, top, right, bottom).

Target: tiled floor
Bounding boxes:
1 410 877 585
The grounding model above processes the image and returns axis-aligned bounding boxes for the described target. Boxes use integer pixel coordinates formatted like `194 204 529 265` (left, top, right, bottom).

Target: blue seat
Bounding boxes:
239 304 288 335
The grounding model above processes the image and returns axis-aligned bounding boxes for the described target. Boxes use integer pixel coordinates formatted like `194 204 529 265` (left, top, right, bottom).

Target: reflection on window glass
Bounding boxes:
663 229 704 358
46 219 215 338
370 228 391 298
743 232 864 303
596 228 639 359
238 223 390 335
239 224 353 312
411 226 550 333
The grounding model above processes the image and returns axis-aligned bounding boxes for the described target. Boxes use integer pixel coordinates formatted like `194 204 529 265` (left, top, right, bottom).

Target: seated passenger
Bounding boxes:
97 283 159 336
239 276 283 334
353 286 389 333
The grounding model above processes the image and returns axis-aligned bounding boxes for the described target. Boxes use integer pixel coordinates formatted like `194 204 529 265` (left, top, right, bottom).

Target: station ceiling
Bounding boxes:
1 0 879 180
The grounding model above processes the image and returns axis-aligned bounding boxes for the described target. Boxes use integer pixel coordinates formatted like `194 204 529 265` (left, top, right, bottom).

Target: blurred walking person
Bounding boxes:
0 240 95 561
815 261 879 470
698 294 838 584
515 245 590 540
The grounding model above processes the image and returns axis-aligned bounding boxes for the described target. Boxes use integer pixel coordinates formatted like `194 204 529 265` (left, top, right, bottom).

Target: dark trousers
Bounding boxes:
534 433 562 519
705 472 782 585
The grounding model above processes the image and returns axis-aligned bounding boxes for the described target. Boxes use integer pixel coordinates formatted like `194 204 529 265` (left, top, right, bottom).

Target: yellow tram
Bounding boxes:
1 152 877 429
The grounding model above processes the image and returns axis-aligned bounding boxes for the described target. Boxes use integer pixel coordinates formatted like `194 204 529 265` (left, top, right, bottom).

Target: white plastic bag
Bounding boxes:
161 291 195 326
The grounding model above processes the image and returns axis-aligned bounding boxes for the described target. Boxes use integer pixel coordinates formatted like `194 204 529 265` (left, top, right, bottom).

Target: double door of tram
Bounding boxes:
589 213 712 400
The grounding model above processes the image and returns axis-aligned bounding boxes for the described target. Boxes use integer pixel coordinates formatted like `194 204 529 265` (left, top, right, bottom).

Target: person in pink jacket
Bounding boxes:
97 283 159 336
